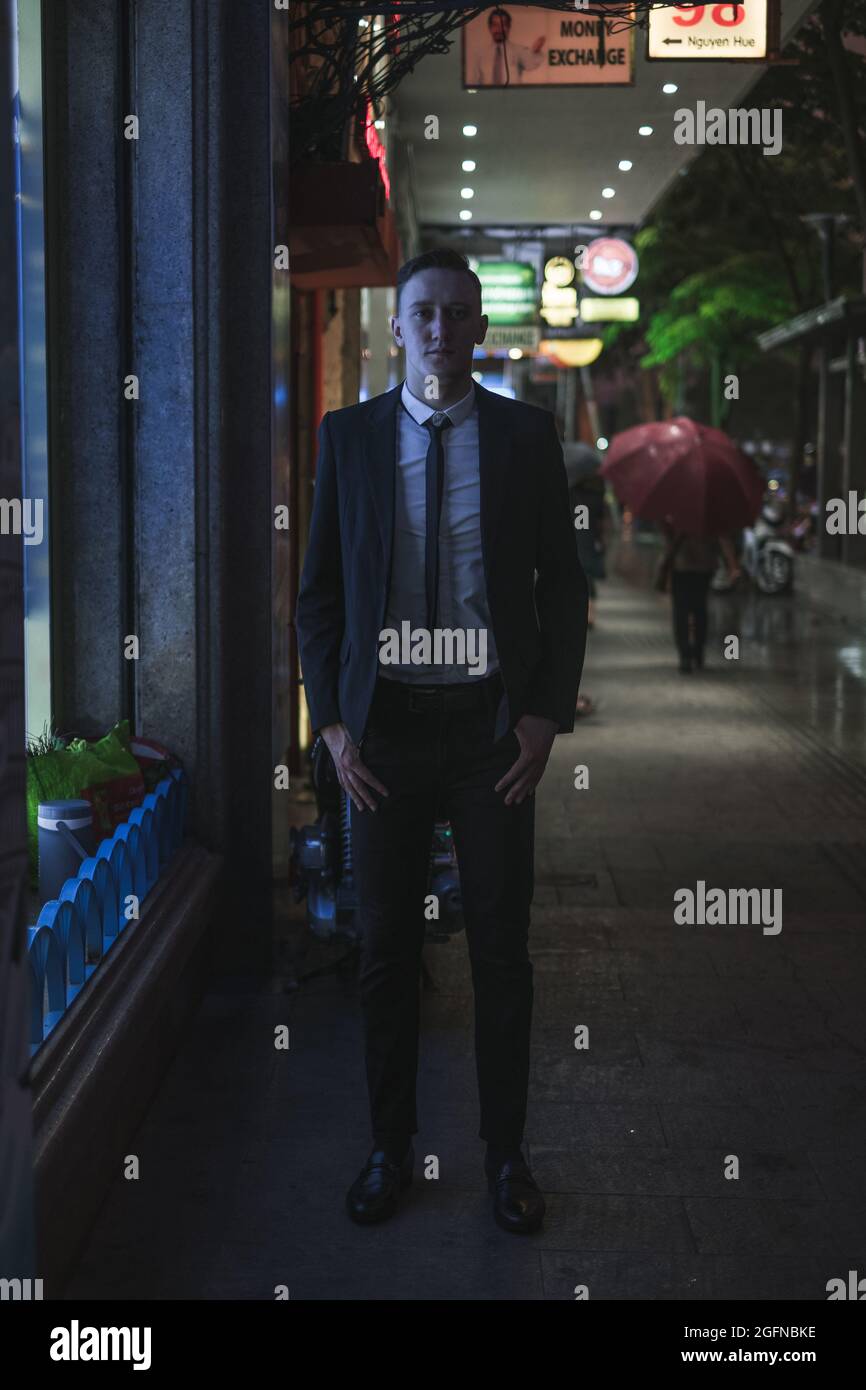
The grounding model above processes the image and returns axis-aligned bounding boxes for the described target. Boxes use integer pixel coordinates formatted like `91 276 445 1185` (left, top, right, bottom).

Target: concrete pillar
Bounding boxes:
44 0 276 959
47 0 127 734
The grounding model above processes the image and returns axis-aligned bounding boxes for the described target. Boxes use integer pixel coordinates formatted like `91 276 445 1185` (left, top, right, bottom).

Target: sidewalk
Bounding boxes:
63 552 866 1300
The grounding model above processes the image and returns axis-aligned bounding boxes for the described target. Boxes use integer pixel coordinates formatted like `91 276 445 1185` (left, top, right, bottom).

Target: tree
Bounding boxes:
602 0 866 448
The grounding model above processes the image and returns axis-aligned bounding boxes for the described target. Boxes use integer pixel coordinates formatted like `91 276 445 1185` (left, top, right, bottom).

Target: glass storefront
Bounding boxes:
13 0 50 744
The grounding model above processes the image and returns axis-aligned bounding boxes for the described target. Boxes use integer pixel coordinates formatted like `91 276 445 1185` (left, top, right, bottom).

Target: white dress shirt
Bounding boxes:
379 380 500 684
469 38 545 86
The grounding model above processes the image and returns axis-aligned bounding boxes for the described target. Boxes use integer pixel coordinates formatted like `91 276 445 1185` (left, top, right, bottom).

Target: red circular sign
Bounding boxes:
582 238 638 295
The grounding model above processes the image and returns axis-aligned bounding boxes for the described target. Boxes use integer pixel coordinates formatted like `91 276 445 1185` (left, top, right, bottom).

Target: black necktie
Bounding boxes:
423 412 452 632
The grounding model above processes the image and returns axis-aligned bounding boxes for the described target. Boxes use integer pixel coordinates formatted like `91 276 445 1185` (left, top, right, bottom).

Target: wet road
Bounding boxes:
64 540 866 1300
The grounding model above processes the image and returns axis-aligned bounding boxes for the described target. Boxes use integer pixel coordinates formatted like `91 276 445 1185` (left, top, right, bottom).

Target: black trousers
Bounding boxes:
671 569 712 659
351 673 535 1150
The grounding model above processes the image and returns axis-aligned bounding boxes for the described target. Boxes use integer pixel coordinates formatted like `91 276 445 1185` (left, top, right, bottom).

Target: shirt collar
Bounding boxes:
400 379 476 429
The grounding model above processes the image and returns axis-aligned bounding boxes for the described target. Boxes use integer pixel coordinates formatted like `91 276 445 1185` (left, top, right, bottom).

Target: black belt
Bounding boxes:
374 670 503 715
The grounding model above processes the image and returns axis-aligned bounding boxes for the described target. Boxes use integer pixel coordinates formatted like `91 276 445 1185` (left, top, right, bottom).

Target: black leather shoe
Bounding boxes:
346 1145 414 1225
485 1151 545 1234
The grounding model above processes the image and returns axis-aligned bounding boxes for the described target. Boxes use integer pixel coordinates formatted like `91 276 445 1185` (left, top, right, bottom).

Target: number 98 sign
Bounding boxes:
647 0 770 60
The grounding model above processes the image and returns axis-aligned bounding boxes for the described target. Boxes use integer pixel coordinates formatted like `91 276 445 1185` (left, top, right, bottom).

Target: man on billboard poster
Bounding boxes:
467 7 545 86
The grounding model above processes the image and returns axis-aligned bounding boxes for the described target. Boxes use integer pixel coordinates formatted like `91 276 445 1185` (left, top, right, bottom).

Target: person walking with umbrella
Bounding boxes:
656 522 736 672
601 417 762 672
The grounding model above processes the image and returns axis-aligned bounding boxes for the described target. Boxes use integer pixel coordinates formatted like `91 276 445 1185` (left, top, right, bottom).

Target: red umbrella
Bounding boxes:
600 417 764 536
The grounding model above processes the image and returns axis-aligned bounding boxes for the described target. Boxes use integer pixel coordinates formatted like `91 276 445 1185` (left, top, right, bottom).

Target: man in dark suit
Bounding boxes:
296 248 588 1233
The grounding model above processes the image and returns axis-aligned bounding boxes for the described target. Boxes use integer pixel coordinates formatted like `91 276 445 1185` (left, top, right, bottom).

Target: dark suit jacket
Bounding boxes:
295 380 588 747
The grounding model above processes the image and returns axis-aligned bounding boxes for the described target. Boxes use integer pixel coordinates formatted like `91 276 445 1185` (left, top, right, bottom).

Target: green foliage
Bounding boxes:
604 1 866 412
25 720 65 759
640 253 795 370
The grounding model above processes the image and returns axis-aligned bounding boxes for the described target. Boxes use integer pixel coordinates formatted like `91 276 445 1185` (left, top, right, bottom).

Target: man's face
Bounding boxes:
490 15 509 43
391 268 487 383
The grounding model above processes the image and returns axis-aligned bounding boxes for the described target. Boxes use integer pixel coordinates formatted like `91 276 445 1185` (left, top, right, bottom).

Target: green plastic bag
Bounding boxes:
26 719 146 888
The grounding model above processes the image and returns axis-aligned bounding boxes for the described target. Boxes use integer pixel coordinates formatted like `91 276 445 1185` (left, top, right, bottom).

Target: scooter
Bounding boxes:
711 505 795 596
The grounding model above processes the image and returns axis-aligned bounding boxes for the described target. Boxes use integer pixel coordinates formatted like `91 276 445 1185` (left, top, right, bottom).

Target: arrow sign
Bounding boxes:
648 1 769 61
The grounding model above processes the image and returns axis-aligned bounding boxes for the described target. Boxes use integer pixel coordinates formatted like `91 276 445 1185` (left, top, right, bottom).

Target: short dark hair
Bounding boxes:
396 248 483 312
488 7 512 28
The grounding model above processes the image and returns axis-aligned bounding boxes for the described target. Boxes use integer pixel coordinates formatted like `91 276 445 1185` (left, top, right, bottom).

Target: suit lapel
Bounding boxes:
362 383 401 580
475 381 508 583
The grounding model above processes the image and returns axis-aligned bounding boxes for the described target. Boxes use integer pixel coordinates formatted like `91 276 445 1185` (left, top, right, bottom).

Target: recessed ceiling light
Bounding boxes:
589 209 602 221
508 348 523 360
596 436 609 450
461 187 474 199
618 159 632 171
662 83 678 95
462 159 476 172
639 125 653 136
459 209 473 221
462 124 478 137
601 187 615 198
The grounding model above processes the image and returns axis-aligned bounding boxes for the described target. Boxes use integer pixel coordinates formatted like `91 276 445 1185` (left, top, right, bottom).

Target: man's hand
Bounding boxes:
494 713 558 806
320 722 389 813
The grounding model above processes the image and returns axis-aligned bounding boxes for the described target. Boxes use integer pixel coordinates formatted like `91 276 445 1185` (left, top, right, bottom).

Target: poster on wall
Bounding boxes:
462 4 635 88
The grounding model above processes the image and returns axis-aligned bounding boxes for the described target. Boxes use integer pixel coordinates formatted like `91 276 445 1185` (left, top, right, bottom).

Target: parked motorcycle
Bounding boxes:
711 503 795 596
290 734 463 943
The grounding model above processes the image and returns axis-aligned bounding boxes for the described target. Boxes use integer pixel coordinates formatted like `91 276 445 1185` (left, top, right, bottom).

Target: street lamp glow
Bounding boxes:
462 124 478 137
374 119 385 130
639 125 653 136
461 187 475 199
601 187 615 198
508 348 523 360
462 159 476 172
459 209 473 221
662 83 678 95
618 159 632 171
589 209 602 220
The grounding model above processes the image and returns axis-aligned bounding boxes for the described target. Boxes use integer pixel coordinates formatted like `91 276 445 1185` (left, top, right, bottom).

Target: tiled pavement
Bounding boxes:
63 545 866 1300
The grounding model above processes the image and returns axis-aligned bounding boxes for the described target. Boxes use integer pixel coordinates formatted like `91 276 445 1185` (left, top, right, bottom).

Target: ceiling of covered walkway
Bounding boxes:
394 0 816 238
